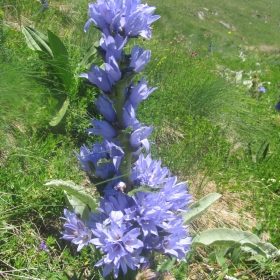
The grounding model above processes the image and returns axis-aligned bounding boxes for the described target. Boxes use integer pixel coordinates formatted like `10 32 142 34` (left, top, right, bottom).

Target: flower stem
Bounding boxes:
117 129 132 192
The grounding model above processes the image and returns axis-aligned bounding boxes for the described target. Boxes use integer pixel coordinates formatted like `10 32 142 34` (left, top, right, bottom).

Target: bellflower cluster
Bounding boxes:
61 0 192 278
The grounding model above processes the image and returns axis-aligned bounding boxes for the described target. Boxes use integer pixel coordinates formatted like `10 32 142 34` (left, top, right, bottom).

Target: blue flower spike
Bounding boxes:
60 0 192 278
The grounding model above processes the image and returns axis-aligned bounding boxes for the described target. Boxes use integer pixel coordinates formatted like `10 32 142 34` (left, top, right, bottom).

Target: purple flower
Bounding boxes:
131 154 170 188
123 100 140 129
84 0 160 40
104 139 124 169
95 162 116 179
60 2 194 278
86 120 117 139
75 140 119 179
130 125 153 152
39 241 50 252
105 54 122 82
100 30 127 61
90 212 144 278
60 208 85 241
75 142 108 173
84 1 123 33
161 232 191 260
99 188 136 213
161 177 192 211
128 78 157 110
276 102 280 111
95 93 117 123
79 65 114 93
130 46 151 72
75 145 94 173
132 191 173 237
40 3 49 10
259 86 266 93
124 4 160 39
72 227 92 252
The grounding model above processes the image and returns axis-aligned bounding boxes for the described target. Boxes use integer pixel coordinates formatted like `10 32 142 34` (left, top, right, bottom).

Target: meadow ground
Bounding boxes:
0 0 280 279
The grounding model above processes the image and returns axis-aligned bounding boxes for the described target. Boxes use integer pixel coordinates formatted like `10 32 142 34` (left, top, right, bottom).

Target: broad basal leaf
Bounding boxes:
22 26 53 57
192 228 279 258
183 193 221 224
45 180 98 212
47 30 72 91
49 98 69 126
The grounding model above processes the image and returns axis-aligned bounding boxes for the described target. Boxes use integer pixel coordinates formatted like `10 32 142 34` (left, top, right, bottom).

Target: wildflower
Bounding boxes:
84 2 118 33
123 100 140 129
259 86 266 93
86 120 117 139
39 241 50 252
161 232 191 259
75 141 107 174
60 208 86 241
275 102 280 111
100 29 127 61
130 45 151 72
161 177 192 211
79 65 114 93
72 227 92 252
104 54 122 82
130 125 153 153
128 78 157 110
95 93 117 123
90 212 144 278
124 6 160 39
131 154 170 188
84 0 160 39
40 0 49 10
59 0 193 278
228 31 232 34
103 139 124 169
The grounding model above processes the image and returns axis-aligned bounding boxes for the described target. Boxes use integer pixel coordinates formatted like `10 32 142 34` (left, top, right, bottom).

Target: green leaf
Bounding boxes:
44 180 98 213
230 247 241 266
215 247 227 268
22 26 53 57
78 44 97 71
182 193 221 224
192 228 280 258
156 257 176 273
49 98 69 126
64 191 90 221
127 185 161 196
47 30 72 91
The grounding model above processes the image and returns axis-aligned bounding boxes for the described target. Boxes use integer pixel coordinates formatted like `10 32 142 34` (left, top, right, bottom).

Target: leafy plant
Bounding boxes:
22 26 98 127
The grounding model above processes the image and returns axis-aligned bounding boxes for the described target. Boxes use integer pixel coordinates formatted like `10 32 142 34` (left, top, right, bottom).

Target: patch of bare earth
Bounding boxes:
189 178 257 233
244 45 280 55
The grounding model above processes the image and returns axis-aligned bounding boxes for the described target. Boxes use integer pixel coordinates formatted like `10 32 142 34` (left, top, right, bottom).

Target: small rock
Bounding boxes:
219 21 231 28
198 11 205 20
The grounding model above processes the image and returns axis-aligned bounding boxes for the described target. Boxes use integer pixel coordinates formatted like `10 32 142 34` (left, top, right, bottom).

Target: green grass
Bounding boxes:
1 0 280 278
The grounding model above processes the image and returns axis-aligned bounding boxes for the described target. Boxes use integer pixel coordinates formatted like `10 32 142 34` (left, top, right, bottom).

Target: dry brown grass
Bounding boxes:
189 178 257 233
